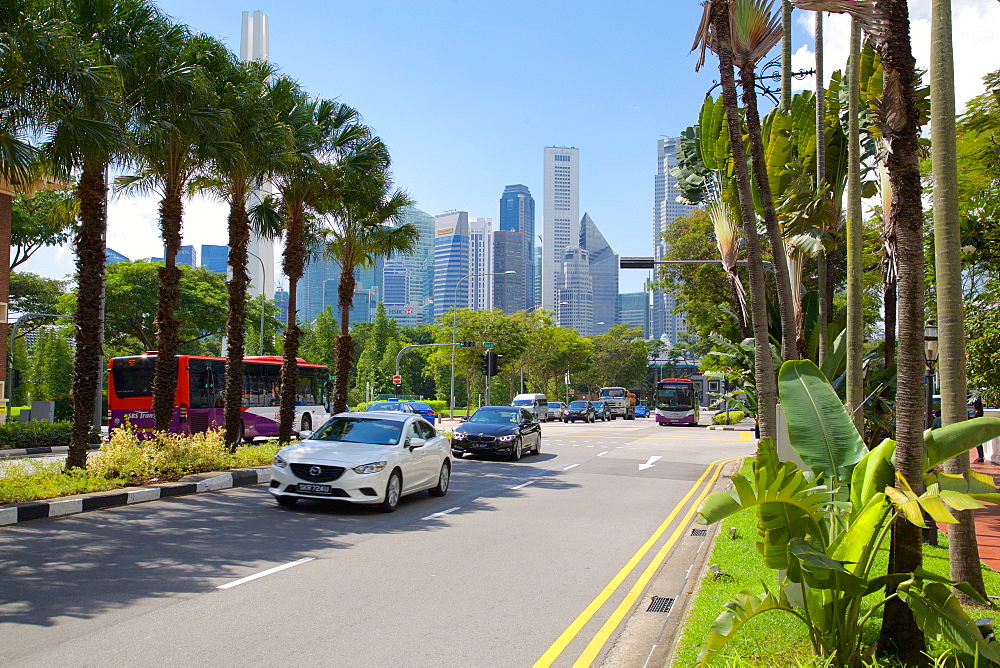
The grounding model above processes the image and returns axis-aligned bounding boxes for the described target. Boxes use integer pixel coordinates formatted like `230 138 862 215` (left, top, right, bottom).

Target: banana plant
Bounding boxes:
697 359 1000 666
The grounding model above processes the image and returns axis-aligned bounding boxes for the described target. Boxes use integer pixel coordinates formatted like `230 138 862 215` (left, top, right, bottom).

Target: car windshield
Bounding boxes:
568 401 587 408
548 402 562 408
367 402 402 411
469 409 520 424
593 402 605 409
511 399 532 406
408 402 432 411
310 417 403 445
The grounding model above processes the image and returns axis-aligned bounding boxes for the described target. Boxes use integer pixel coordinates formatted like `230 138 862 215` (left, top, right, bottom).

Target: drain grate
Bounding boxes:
690 528 708 537
647 596 675 613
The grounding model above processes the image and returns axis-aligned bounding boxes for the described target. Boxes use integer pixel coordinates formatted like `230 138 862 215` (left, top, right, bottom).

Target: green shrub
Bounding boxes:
0 460 123 504
0 421 99 449
711 410 746 426
424 400 448 412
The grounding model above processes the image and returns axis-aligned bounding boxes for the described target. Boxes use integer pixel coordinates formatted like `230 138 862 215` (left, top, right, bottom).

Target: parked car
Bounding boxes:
634 405 650 418
547 401 567 421
406 401 437 424
450 406 542 461
269 412 451 512
511 393 549 422
365 400 415 414
592 400 613 421
563 400 595 423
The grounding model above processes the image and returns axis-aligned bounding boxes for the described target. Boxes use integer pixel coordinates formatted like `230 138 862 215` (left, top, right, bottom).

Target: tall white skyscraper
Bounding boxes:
468 217 493 311
240 10 275 300
542 146 580 311
652 137 696 343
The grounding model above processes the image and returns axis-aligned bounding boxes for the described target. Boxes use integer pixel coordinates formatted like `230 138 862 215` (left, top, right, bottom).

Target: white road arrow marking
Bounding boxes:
638 456 661 471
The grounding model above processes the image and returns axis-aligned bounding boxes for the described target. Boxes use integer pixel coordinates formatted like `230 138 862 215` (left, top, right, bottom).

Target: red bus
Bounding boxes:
654 378 700 426
108 354 330 441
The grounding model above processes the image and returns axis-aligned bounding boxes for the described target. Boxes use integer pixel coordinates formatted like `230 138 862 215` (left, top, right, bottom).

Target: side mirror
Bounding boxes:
408 437 426 450
298 430 313 439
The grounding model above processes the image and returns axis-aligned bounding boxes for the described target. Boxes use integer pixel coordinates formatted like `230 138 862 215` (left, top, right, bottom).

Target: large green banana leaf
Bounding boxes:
850 438 895 509
698 587 804 667
786 538 869 596
897 580 1000 663
830 493 889 574
778 359 866 481
923 417 1000 471
927 468 1000 505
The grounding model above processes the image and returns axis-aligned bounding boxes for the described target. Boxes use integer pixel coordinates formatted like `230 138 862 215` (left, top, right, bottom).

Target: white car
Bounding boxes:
269 412 452 512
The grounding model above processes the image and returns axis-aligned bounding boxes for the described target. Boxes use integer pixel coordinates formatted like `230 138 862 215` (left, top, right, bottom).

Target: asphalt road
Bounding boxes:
0 419 754 667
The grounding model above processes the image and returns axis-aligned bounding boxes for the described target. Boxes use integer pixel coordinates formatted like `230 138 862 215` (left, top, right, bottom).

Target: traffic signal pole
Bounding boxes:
395 342 468 400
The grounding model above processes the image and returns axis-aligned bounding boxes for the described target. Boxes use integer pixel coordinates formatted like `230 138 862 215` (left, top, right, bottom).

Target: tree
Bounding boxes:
8 272 67 314
323 168 415 416
10 189 77 269
580 324 649 390
28 329 73 401
692 0 781 440
845 20 865 435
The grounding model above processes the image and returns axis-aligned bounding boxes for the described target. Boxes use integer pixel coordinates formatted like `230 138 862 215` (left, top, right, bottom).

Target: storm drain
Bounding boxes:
647 596 675 613
690 528 708 537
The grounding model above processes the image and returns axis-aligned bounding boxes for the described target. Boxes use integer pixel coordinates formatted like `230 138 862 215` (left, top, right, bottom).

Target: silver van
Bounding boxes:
512 393 549 422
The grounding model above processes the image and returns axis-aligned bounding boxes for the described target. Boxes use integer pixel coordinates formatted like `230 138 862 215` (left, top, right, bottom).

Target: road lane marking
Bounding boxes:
216 557 314 590
562 464 579 471
422 506 460 520
638 456 661 471
511 480 535 490
572 459 734 667
597 451 608 456
533 456 742 668
740 431 754 441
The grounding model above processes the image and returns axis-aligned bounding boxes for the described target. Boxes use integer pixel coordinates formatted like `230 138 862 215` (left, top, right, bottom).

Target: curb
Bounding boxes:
706 425 754 431
0 443 102 458
0 466 270 527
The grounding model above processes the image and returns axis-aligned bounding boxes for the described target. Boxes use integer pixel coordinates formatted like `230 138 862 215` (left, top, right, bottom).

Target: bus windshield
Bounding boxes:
111 357 157 397
657 384 694 410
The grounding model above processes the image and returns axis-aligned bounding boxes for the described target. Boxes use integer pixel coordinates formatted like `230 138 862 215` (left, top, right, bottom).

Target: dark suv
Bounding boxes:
563 400 595 423
592 401 613 421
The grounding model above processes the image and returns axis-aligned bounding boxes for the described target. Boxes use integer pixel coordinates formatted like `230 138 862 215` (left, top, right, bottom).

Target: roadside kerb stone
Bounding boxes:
0 465 271 527
0 443 102 458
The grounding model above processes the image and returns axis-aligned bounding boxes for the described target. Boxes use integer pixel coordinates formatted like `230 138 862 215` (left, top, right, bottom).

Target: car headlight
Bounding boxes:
272 454 288 468
498 434 517 442
353 461 387 474
451 432 466 440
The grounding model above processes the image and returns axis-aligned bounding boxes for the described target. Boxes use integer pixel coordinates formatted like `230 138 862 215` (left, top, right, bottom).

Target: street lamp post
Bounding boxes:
449 271 515 420
923 319 940 546
247 251 267 356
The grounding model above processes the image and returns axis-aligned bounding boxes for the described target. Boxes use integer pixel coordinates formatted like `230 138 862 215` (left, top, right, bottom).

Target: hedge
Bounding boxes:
711 410 747 426
0 421 101 450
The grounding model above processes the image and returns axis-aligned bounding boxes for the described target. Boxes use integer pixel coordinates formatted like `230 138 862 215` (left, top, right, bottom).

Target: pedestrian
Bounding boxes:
932 409 942 430
974 395 985 463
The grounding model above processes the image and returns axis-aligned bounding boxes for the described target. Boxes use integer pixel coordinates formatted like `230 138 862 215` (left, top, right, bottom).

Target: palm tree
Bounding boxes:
845 20 865 435
813 10 829 365
692 0 780 439
930 0 984 601
271 96 372 443
117 30 233 431
792 1 929 660
781 0 793 110
323 171 416 414
194 51 295 447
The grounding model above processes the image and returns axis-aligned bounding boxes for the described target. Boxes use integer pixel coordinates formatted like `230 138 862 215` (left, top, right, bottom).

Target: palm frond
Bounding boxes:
730 0 783 68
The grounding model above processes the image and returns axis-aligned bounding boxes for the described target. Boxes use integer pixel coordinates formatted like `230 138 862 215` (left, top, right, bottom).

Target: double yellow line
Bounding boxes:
533 456 743 668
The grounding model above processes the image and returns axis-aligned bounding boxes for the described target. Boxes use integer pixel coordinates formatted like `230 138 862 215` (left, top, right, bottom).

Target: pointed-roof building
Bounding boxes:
579 213 619 335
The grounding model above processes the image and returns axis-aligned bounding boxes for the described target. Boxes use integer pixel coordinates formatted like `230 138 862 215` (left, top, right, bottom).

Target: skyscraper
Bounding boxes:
542 147 580 311
617 292 650 338
390 206 435 322
652 137 696 343
201 244 228 274
468 217 493 311
534 245 542 310
499 184 535 309
433 211 470 319
492 230 525 314
579 213 619 335
106 248 129 265
556 247 593 336
176 245 197 267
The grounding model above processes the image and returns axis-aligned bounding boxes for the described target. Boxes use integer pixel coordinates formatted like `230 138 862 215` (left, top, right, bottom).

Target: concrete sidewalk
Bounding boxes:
966 457 1000 573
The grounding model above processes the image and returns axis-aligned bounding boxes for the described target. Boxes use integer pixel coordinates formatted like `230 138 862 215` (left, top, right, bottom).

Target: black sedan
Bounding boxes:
592 400 614 421
450 406 542 461
563 400 595 423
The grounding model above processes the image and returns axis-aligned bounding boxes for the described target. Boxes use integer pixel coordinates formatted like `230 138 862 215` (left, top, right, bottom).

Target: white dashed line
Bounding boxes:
587 445 594 448
422 506 461 521
562 463 579 471
511 480 535 490
597 451 608 456
217 558 314 590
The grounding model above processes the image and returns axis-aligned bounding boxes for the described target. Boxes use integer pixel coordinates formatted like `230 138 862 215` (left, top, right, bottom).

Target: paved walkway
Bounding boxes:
968 457 1000 572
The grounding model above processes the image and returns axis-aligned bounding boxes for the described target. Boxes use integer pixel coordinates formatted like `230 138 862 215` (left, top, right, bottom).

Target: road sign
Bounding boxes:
392 375 402 385
483 342 495 349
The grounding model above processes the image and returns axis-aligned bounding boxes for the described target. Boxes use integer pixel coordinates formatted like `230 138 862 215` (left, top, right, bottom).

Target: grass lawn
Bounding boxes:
672 458 1000 667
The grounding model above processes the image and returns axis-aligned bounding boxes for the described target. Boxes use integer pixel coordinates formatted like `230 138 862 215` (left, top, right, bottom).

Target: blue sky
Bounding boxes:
21 1 1000 295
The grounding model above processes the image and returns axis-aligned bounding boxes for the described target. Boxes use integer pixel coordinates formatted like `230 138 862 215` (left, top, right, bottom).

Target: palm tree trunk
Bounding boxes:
152 187 184 432
711 1 779 440
739 65 800 363
846 19 865 435
67 162 107 469
931 0 984 600
781 0 792 111
876 0 927 659
332 265 357 414
815 10 828 367
279 207 306 443
223 194 250 450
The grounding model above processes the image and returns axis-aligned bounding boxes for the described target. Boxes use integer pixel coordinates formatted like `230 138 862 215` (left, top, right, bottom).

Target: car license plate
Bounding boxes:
297 483 332 494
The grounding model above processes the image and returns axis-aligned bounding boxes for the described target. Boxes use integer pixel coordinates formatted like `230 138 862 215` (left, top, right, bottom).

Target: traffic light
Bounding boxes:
480 352 490 375
458 341 475 347
488 353 503 376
